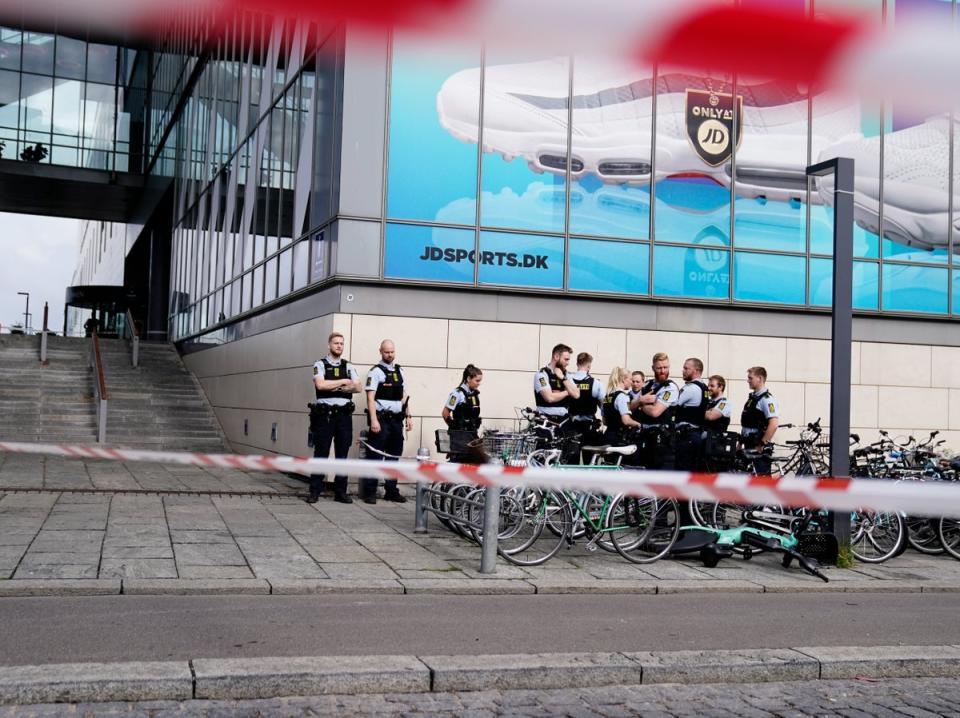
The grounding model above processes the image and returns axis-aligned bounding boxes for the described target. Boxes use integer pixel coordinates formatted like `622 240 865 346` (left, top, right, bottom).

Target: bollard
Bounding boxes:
414 447 431 533
479 485 500 574
40 330 48 365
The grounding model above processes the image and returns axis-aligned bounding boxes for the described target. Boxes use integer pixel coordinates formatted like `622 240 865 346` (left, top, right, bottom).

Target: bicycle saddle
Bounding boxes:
581 444 638 456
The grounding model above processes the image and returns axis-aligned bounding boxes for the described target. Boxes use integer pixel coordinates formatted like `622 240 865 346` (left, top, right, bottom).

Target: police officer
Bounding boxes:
601 368 643 460
703 374 732 433
532 343 580 420
568 352 605 446
630 352 680 469
740 366 780 475
362 339 413 504
628 370 646 423
308 332 361 504
674 357 709 470
442 364 483 462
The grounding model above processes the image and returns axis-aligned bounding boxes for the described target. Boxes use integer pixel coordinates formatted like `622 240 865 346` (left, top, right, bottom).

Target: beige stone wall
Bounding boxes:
182 312 960 458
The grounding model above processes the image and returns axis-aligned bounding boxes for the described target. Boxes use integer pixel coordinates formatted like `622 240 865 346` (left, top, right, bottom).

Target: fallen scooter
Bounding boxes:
671 508 838 582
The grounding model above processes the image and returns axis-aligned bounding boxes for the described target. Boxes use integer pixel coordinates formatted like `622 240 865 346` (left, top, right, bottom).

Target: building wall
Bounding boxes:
182 308 960 460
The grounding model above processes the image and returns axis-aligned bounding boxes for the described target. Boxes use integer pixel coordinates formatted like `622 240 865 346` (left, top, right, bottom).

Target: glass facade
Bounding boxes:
0 27 131 169
163 1 958 342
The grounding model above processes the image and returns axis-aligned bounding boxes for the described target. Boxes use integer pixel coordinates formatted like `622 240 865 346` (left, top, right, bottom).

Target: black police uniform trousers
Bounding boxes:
741 433 773 475
674 425 704 472
310 408 353 496
361 413 404 498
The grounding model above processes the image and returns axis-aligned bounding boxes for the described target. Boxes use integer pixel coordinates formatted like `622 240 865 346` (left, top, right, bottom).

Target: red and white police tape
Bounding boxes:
2 440 959 518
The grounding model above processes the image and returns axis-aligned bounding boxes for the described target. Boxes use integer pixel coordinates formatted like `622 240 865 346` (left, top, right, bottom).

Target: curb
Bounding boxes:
0 578 957 598
0 646 958 704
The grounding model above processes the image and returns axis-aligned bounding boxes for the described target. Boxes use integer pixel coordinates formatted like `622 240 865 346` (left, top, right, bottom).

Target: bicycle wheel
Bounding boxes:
938 517 960 561
465 488 526 544
850 510 905 563
905 516 945 554
711 502 784 556
444 484 478 541
689 500 717 527
609 494 680 564
498 489 572 566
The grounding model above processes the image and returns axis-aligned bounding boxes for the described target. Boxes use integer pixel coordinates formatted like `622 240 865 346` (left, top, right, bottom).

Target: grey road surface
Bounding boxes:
1 592 958 666
1 677 959 717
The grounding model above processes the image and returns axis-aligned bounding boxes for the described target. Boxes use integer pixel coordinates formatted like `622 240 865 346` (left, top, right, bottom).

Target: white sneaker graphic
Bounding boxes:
816 117 959 251
437 57 862 203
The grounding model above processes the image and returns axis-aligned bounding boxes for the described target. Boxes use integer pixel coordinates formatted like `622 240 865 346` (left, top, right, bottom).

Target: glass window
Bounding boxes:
569 238 648 295
22 32 54 75
480 51 568 234
386 34 480 224
881 263 948 315
263 257 278 302
86 43 117 84
55 35 86 80
292 239 309 290
809 258 879 310
653 244 729 299
278 247 292 296
477 230 564 289
0 68 20 131
52 79 83 139
384 222 474 284
21 73 52 133
953 271 959 316
0 28 22 72
733 252 805 305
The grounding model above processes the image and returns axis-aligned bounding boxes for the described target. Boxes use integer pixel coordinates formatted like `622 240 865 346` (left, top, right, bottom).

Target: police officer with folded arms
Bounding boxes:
568 352 605 447
442 364 483 463
703 375 732 433
361 339 412 504
308 332 361 504
533 343 580 420
674 357 709 470
740 365 780 475
630 352 680 469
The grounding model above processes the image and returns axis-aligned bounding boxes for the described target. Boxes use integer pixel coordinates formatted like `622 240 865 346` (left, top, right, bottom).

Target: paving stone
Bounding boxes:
0 661 191 704
625 648 819 684
167 530 235 544
192 655 430 699
656 580 764 594
0 579 121 597
795 645 960 679
122 579 270 595
531 579 657 595
177 565 255 579
173 543 247 566
319 562 400 580
919 582 960 592
423 652 641 692
101 546 175 560
13 564 99 580
99 559 179 579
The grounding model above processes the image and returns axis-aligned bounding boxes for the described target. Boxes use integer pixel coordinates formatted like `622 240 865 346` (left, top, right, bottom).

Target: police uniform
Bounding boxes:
740 388 779 474
567 370 605 445
309 355 359 501
638 378 679 469
443 383 481 462
602 390 634 444
362 362 408 501
704 396 732 433
674 379 709 471
532 366 569 419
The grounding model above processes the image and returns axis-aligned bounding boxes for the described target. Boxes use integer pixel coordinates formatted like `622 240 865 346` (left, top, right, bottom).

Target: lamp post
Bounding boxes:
16 291 30 333
805 157 854 550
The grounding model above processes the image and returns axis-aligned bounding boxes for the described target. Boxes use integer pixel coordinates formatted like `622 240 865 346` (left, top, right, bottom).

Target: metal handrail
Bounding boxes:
89 330 108 443
124 308 140 368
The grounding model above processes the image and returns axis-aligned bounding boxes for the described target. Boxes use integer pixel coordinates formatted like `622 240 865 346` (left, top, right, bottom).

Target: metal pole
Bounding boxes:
806 157 854 550
479 485 500 574
40 302 49 364
414 481 428 533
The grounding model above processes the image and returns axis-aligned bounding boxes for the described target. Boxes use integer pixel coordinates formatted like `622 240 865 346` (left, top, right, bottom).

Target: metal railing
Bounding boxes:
39 302 49 365
88 331 108 443
123 309 140 368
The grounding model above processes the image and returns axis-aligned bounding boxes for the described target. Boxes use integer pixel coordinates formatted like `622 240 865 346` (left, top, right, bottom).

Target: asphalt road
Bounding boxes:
1 591 958 666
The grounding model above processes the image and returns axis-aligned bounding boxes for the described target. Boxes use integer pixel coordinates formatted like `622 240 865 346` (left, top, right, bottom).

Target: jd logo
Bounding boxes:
685 89 743 166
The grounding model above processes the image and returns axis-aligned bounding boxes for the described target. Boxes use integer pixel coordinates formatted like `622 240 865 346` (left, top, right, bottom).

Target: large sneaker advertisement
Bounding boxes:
384 0 957 317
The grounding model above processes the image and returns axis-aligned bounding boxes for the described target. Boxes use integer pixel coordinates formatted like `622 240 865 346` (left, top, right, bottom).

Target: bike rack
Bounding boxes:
414 479 501 574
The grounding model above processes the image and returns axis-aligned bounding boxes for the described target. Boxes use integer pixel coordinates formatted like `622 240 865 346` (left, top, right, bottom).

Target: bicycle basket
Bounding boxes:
477 431 538 465
434 429 451 454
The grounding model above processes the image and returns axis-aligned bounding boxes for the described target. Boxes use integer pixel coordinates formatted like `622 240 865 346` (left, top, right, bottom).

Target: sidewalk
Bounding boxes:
2 455 960 594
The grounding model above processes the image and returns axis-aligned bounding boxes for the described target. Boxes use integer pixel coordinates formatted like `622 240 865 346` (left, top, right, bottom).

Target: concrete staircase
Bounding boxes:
96 338 230 452
0 334 98 443
0 334 230 451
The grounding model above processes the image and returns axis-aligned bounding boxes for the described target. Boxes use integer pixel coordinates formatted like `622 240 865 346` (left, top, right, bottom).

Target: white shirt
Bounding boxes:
533 367 568 417
611 392 631 418
709 396 733 419
312 356 359 406
365 363 406 413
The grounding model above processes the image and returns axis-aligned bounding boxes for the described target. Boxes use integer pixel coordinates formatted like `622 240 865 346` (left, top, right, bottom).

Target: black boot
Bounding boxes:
334 492 354 504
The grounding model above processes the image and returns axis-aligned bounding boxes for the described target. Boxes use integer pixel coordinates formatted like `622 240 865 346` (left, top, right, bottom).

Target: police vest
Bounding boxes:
704 397 731 432
676 380 709 427
568 375 600 418
534 367 567 409
372 363 404 402
450 387 481 430
741 389 771 432
315 358 352 400
602 390 627 431
640 379 678 427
